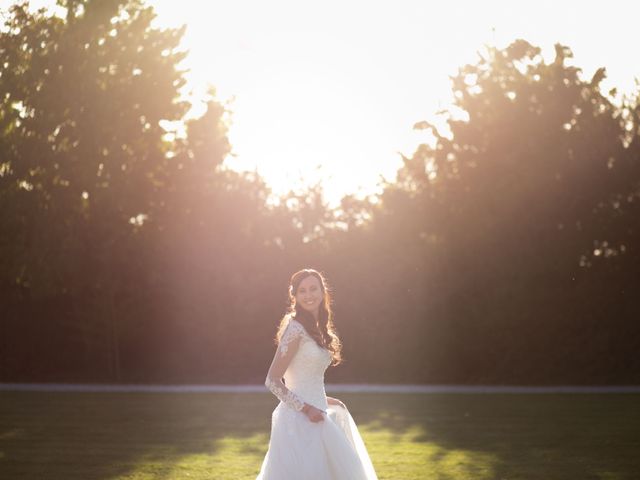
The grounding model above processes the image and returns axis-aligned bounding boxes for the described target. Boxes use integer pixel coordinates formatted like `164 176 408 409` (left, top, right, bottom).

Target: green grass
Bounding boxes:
0 391 638 479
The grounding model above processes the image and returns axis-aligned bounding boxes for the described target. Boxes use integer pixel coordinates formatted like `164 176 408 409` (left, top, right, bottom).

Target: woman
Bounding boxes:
256 269 378 480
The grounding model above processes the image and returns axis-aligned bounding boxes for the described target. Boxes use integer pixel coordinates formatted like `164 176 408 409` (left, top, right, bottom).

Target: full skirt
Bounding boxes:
256 403 378 480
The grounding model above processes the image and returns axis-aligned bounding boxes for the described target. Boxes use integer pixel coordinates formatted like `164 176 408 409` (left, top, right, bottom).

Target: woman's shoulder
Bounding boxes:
287 316 303 329
286 317 309 336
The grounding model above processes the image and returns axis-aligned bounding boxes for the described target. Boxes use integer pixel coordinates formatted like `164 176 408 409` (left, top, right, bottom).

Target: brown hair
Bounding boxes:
275 268 343 366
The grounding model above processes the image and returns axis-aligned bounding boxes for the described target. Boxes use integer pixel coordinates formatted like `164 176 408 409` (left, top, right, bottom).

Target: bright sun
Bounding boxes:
224 60 389 202
148 0 442 205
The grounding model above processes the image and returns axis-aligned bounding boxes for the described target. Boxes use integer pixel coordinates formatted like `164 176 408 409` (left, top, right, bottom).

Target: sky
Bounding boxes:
147 0 639 204
4 0 640 204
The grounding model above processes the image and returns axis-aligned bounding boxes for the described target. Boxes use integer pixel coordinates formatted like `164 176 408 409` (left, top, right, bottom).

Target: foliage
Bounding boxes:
0 0 638 385
371 40 640 383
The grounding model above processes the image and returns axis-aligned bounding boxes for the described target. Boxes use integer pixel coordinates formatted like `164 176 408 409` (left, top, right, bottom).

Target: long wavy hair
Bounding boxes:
275 269 343 366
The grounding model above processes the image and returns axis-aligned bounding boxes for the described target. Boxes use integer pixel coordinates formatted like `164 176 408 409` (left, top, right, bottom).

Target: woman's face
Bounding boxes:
295 275 323 318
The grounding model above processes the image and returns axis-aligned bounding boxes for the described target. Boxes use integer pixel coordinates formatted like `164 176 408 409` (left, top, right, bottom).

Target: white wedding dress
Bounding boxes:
257 318 378 480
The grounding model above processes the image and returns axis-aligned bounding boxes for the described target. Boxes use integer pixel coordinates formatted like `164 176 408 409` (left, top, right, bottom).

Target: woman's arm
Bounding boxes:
264 320 326 422
264 321 306 411
264 322 325 422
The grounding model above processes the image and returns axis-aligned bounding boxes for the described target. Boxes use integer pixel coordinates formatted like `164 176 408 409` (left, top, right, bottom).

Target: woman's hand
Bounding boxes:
327 396 347 409
302 403 325 423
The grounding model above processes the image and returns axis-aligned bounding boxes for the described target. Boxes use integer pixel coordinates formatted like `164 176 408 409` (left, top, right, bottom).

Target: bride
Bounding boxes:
256 269 378 480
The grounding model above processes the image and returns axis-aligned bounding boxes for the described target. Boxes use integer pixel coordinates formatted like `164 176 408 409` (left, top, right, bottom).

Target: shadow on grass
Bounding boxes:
337 392 640 480
2 391 639 479
0 391 274 480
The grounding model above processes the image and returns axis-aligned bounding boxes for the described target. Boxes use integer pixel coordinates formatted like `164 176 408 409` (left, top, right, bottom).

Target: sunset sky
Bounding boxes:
5 0 640 204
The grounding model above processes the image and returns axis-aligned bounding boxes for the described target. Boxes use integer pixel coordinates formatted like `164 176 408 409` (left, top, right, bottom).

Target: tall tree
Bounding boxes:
387 40 640 382
0 0 190 380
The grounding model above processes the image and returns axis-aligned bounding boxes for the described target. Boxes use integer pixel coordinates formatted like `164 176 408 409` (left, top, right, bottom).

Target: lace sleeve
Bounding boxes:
264 320 306 411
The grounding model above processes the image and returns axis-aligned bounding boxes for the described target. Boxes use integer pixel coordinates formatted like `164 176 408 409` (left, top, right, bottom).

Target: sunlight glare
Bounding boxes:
224 61 390 201
6 0 640 205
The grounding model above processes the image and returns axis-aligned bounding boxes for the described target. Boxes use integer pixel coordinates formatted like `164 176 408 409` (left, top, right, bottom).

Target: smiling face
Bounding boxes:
294 274 324 319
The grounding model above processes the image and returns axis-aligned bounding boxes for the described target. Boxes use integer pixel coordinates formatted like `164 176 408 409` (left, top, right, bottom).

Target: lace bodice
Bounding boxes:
265 318 332 411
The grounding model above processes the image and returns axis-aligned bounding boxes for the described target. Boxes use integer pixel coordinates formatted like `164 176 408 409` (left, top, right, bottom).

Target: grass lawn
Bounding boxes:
0 390 638 479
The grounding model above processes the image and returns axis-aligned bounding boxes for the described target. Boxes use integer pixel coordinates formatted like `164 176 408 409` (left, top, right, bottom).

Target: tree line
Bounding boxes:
1 0 638 385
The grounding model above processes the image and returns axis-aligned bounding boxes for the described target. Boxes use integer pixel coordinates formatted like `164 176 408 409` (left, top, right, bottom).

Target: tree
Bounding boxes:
386 40 640 382
0 0 190 380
